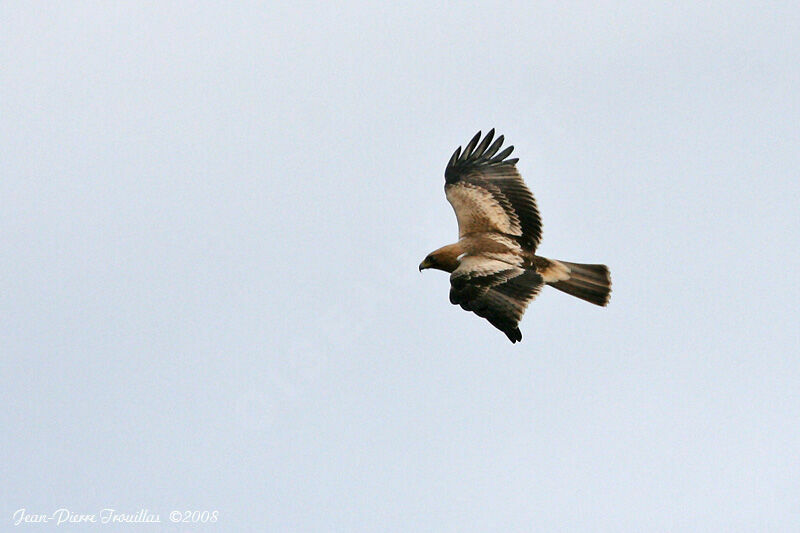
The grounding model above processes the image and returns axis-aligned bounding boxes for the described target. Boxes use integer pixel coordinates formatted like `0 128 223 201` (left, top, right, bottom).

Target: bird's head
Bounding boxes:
419 244 462 273
419 253 437 272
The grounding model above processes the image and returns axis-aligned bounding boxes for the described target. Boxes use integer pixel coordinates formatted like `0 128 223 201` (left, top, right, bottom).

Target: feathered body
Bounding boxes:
419 130 611 343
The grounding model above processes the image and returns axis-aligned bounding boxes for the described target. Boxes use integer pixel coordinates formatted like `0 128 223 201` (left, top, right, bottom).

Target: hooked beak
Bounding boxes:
419 258 431 271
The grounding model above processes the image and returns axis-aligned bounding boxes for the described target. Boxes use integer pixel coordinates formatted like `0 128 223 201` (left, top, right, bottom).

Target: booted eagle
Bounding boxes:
419 130 611 343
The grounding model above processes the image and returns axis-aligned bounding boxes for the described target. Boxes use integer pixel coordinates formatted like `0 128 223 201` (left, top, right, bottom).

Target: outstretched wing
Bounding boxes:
444 130 542 250
450 256 544 343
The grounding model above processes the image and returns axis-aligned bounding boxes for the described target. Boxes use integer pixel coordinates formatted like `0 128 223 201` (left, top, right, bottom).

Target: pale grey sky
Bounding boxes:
2 2 799 531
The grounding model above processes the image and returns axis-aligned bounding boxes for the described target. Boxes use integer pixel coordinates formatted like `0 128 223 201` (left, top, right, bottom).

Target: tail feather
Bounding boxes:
547 260 611 306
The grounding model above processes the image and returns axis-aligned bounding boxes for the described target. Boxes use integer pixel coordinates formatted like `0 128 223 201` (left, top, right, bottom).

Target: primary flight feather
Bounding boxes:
419 130 611 343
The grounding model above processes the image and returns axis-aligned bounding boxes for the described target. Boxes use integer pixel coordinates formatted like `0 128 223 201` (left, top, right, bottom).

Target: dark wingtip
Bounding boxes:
445 130 517 181
447 147 460 167
461 130 482 160
506 328 522 343
493 145 514 162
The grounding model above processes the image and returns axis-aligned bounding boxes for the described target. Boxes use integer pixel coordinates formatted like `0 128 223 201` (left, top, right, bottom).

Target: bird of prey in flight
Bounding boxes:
419 130 611 343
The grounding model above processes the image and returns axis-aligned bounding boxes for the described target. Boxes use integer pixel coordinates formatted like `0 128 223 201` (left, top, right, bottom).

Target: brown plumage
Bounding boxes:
419 130 611 343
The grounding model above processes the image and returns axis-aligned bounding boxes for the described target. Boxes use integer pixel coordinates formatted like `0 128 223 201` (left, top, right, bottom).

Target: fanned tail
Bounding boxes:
546 260 611 306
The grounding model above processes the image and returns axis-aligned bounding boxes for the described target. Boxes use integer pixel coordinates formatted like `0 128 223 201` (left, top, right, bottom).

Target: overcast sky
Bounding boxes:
2 2 799 531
